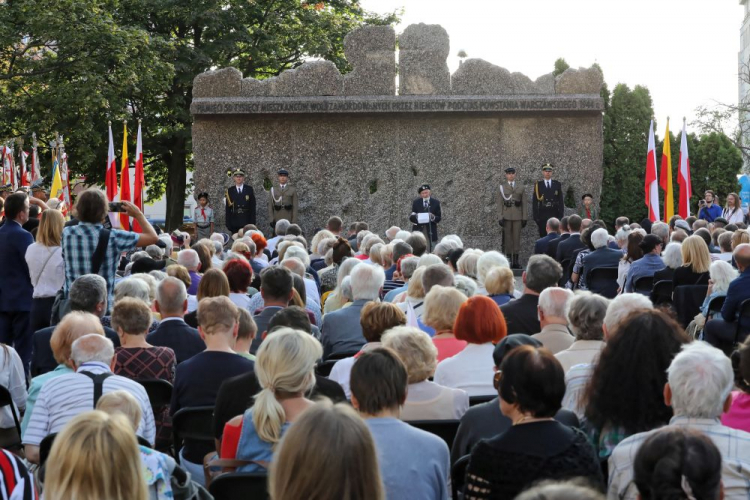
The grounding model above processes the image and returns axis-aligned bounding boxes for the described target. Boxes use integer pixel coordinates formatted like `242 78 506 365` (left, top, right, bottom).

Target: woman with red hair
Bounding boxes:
434 295 507 396
223 258 253 311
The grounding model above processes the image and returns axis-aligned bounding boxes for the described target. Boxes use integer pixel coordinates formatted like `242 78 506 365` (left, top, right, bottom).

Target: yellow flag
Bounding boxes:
50 149 63 200
659 120 674 222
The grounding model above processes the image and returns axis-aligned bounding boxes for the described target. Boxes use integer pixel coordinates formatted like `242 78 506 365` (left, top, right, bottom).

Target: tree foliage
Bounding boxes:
1 0 398 229
553 57 570 77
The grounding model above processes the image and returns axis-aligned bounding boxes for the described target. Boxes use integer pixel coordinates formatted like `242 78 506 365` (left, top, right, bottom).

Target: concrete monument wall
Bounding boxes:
191 24 604 260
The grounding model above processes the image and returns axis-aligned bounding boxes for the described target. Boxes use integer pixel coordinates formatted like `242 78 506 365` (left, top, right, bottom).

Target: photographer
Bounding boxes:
61 189 158 314
698 190 722 222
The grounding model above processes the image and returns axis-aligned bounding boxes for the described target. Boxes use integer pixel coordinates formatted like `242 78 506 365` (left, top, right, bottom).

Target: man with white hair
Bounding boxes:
650 221 670 247
384 256 419 303
531 287 575 354
385 226 401 242
23 334 155 463
608 342 750 499
321 263 385 359
147 277 205 364
603 293 653 338
579 228 622 290
266 219 289 255
281 249 321 306
177 249 202 295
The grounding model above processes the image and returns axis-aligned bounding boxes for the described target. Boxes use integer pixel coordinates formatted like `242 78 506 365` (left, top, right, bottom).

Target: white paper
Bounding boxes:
417 213 430 224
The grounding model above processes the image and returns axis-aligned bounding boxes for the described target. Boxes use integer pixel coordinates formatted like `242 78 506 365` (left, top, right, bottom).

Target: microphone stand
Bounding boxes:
426 200 433 252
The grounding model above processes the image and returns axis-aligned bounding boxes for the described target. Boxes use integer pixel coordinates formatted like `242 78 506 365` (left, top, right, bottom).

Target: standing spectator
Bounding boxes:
147 277 205 364
62 189 158 314
382 326 469 420
723 192 745 224
608 342 750 500
463 345 602 498
703 244 750 353
501 255 563 335
111 298 176 452
25 208 65 333
435 296 507 396
0 193 35 368
672 235 711 288
624 235 664 293
532 287 575 355
170 296 253 483
698 190 723 222
177 249 202 295
350 347 450 500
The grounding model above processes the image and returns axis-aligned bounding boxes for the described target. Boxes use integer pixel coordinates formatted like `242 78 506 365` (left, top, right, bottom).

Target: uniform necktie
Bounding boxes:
546 181 550 189
424 201 428 208
511 182 515 188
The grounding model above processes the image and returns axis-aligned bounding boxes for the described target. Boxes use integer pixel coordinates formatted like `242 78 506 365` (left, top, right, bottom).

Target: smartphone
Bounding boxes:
108 202 126 212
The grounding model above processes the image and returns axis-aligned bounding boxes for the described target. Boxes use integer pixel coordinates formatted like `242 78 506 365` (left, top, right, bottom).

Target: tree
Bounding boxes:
553 57 570 77
692 132 743 208
1 0 398 229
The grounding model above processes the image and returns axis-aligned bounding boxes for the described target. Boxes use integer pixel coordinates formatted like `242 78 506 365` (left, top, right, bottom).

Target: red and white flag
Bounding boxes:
645 120 660 222
678 118 692 218
7 147 16 191
105 123 120 227
20 151 29 187
132 122 145 233
0 146 6 185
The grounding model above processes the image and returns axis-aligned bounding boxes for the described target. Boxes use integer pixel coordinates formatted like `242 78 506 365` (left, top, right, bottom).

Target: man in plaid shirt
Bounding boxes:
62 189 159 313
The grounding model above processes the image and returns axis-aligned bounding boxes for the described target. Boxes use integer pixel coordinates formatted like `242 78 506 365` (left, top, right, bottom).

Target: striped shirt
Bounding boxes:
562 363 594 419
607 417 750 500
62 222 140 312
22 361 155 446
0 449 36 500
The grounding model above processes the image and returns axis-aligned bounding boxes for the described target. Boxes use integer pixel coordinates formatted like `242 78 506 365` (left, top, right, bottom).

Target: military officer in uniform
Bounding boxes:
532 163 564 238
225 169 256 234
497 167 527 269
268 168 298 228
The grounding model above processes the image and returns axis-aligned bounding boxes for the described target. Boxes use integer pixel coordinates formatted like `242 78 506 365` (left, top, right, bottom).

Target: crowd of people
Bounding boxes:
0 183 749 499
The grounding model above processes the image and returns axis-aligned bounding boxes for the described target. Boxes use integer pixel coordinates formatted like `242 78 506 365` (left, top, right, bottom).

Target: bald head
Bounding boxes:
735 244 750 271
281 257 306 277
70 334 115 366
156 277 187 316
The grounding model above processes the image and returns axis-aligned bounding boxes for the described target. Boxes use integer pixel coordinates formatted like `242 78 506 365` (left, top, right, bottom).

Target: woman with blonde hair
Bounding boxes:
723 192 744 224
25 208 65 331
423 285 468 361
44 410 149 500
395 266 426 310
220 328 322 471
732 229 750 250
485 266 515 306
184 268 230 327
672 235 711 288
270 401 384 500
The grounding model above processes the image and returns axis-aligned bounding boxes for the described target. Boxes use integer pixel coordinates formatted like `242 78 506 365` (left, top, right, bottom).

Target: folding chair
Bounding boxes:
406 420 460 449
137 379 173 408
586 267 619 299
209 472 268 500
451 454 471 500
172 406 215 463
634 276 654 295
468 395 495 407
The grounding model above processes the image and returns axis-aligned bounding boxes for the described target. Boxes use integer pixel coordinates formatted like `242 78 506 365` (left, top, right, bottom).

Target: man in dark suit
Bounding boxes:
0 193 35 368
31 274 121 376
546 216 570 259
555 215 585 264
147 277 205 364
409 184 441 250
225 169 256 234
500 255 563 335
704 244 750 353
532 163 565 238
321 264 385 359
534 217 561 255
250 266 294 354
578 228 623 289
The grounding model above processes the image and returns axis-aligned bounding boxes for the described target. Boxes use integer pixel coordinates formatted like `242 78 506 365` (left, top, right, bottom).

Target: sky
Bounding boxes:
360 0 744 135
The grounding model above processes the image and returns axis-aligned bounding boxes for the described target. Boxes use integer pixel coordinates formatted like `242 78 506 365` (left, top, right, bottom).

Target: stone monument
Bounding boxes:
191 23 604 261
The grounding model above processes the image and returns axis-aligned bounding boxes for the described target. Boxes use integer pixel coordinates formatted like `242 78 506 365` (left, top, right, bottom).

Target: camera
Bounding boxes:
108 202 126 212
698 200 706 207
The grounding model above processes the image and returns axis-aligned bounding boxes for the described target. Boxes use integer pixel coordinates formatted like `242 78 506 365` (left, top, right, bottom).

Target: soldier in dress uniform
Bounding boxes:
268 168 298 228
225 169 256 235
193 192 214 241
497 167 527 269
532 163 565 238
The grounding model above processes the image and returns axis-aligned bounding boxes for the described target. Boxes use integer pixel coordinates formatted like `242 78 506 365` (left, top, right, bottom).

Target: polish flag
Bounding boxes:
132 122 145 233
678 118 692 218
106 123 119 228
20 151 29 187
645 120 660 222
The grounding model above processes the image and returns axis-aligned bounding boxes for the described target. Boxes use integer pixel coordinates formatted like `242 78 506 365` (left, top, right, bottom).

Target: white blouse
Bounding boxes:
25 243 64 298
433 343 496 396
0 346 27 430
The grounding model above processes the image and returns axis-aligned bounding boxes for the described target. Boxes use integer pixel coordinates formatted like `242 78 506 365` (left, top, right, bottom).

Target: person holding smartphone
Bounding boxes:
698 190 722 222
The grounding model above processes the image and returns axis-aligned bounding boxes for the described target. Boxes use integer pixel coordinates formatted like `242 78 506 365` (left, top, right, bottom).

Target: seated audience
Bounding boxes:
220 328 321 472
250 266 294 353
703 244 750 353
322 263 385 359
475 251 509 295
624 234 664 293
396 266 426 313
23 334 155 463
32 274 120 377
463 345 602 499
170 296 253 482
100 277 158 333
0 448 35 499
580 228 623 287
384 256 419 303
617 232 644 292
329 302 406 399
223 258 253 310
652 241 682 283
554 291 608 372
456 249 483 284
581 309 689 463
501 255 563 335
532 287 575 354
547 216 571 258
269 401 384 500
111 297 176 451
177 249 202 295
351 347 450 500
672 235 711 288
718 230 734 261
556 214 586 264
435 296 507 396
533 217 561 255
44 411 149 500
423 286 468 361
685 260 738 338
633 427 722 500
323 257 361 313
319 237 354 295
382 326 469 420
609 341 750 500
234 309 257 361
722 335 750 432
515 481 605 500
147 277 205 363
451 334 579 465
184 267 230 326
484 266 515 306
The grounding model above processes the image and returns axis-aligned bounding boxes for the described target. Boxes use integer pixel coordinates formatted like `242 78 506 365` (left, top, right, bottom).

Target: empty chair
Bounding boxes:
406 420 460 449
587 267 619 299
209 472 268 500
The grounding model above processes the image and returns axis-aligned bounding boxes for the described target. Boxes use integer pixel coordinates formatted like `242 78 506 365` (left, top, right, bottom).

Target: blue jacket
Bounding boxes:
321 299 371 359
721 268 750 330
0 220 34 312
534 233 559 255
698 204 722 222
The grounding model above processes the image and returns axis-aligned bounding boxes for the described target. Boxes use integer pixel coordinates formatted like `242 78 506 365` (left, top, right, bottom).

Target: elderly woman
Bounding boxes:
319 237 354 295
732 229 750 250
311 237 337 272
382 326 469 420
475 251 510 295
21 312 105 435
323 257 361 314
434 296 507 396
310 229 335 266
456 249 484 284
685 260 739 339
396 266 427 315
112 298 176 451
101 278 159 334
423 286 468 361
484 267 514 306
614 224 631 251
555 292 609 373
454 274 478 298
329 302 407 399
652 241 682 283
223 258 253 310
672 235 711 289
464 345 602 499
